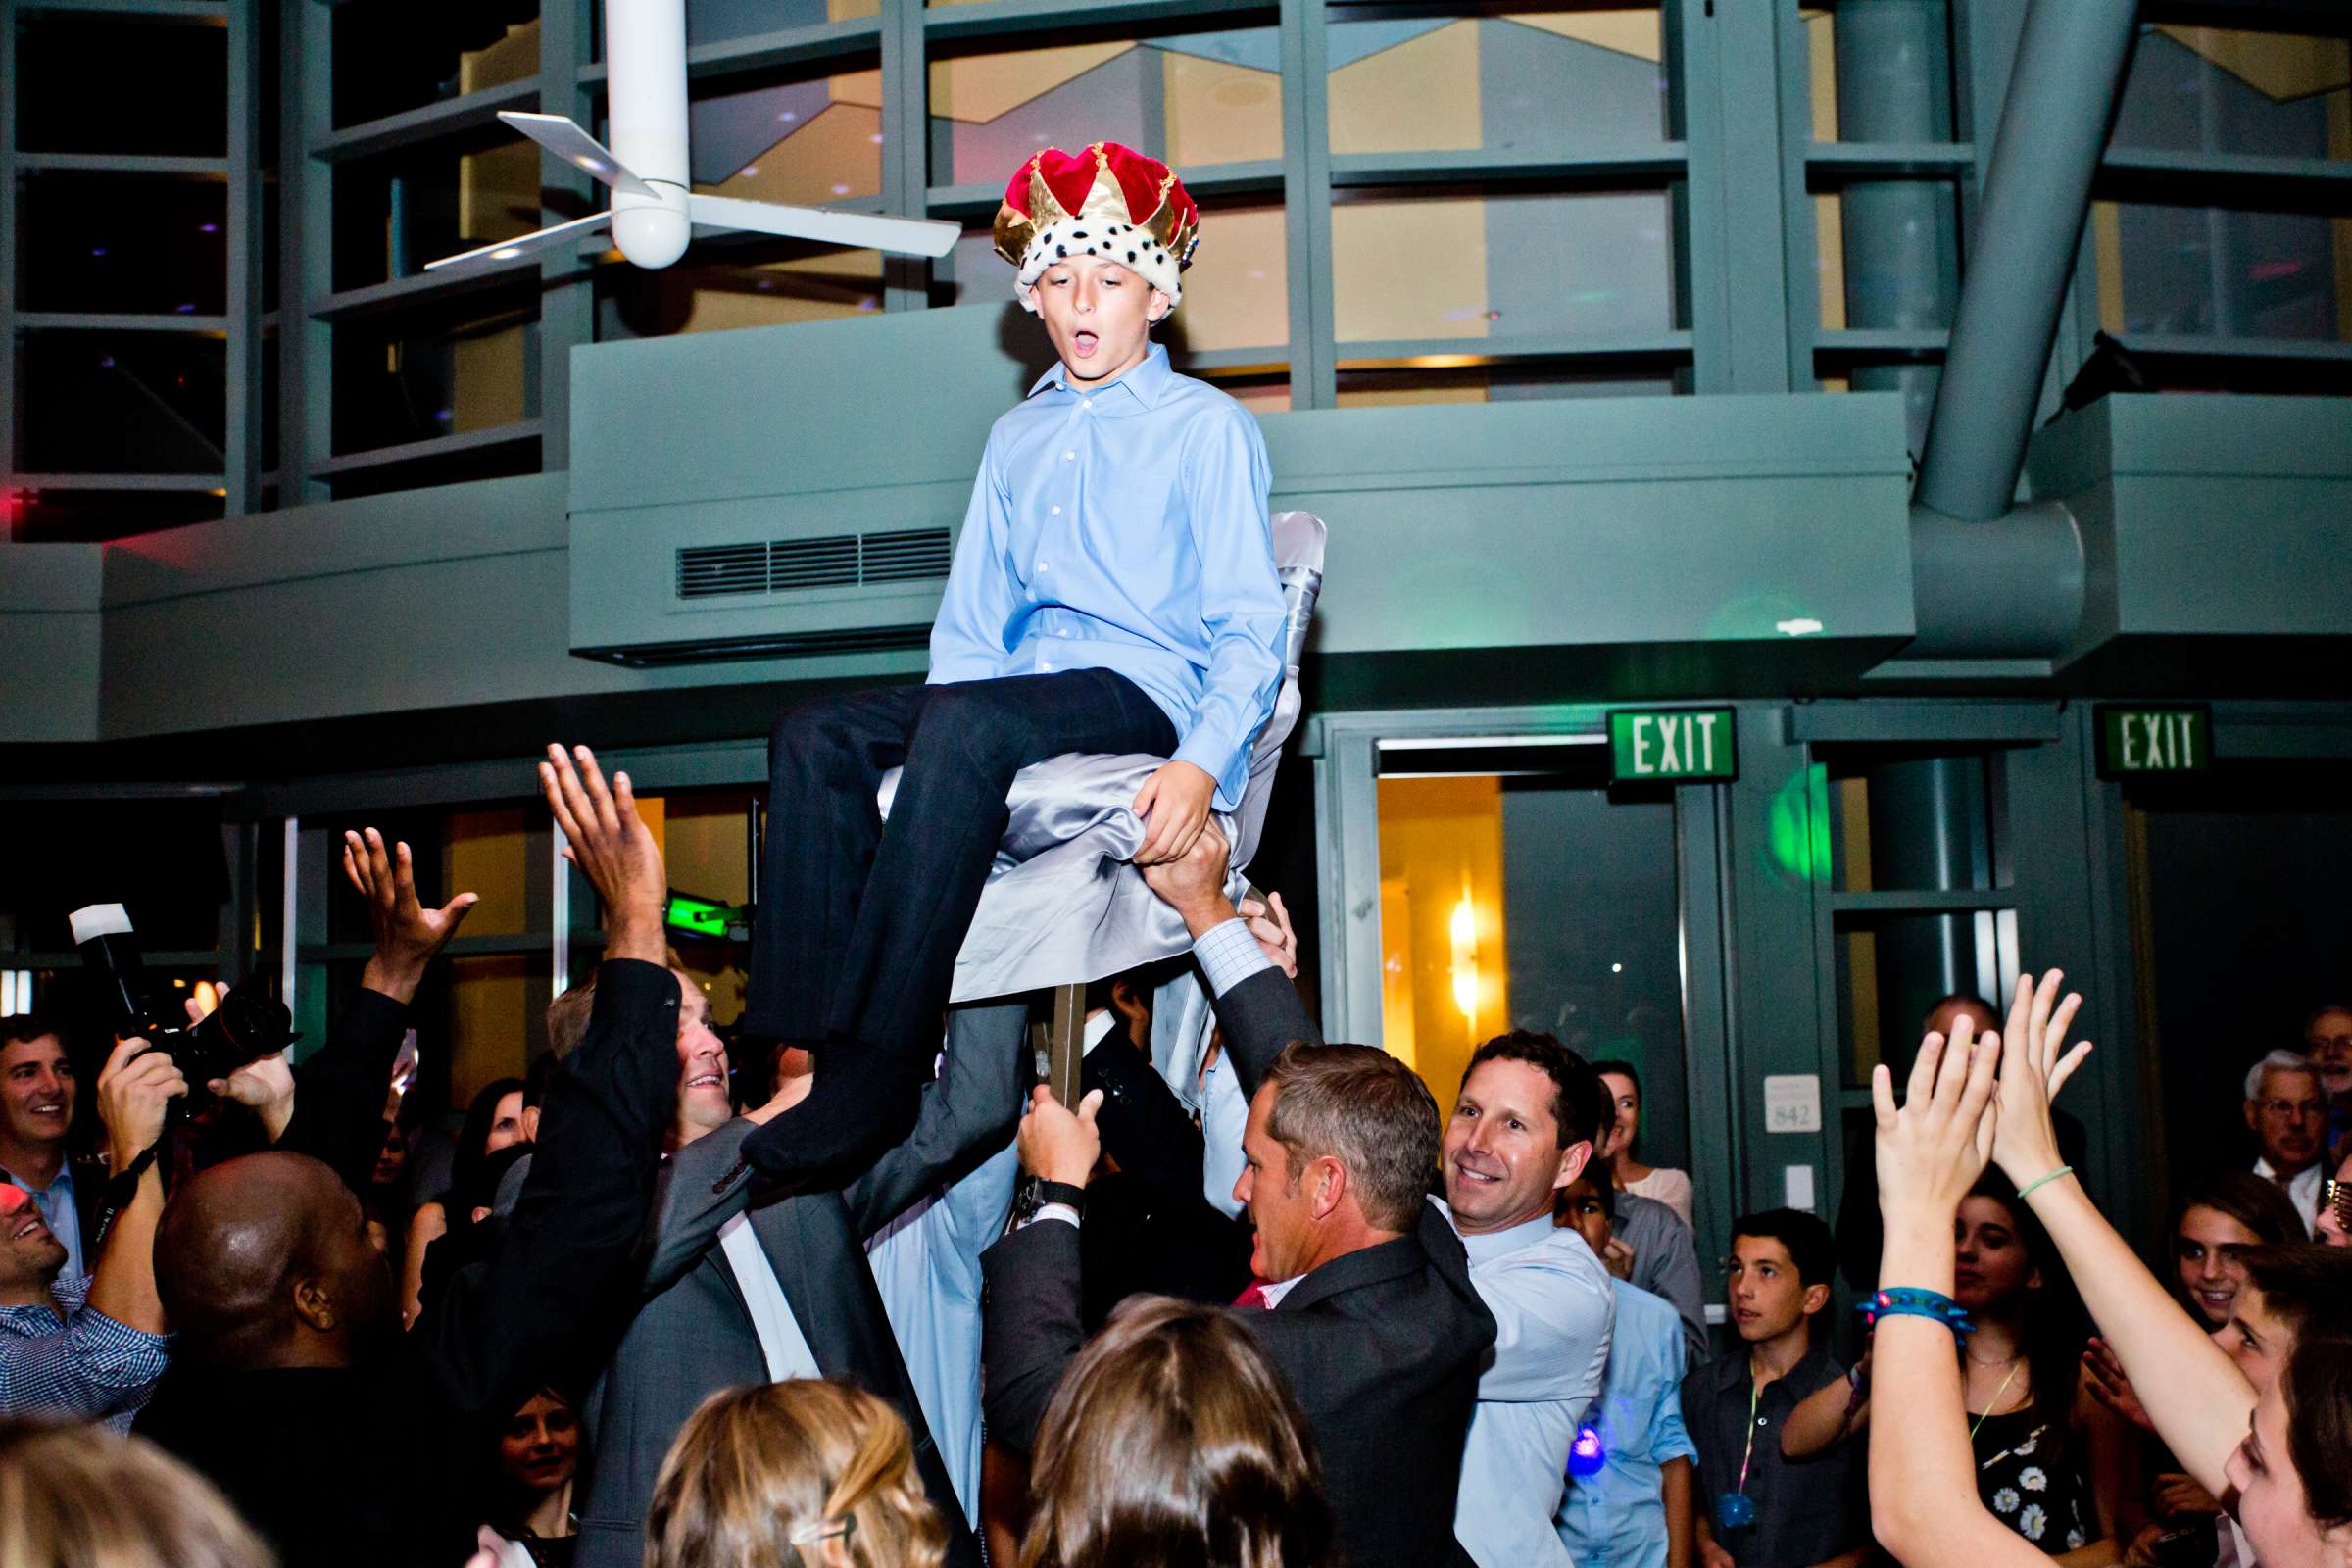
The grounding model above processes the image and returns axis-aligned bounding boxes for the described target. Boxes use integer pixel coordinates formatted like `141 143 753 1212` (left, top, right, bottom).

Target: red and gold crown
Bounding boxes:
994 142 1200 312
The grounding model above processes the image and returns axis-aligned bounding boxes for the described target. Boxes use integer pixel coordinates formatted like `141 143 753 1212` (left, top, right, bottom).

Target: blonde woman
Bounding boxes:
0 1417 274 1568
646 1380 946 1568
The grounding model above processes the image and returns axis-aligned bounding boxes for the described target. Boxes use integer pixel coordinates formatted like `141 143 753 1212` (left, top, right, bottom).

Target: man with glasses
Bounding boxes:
2242 1051 2327 1239
2301 1004 2352 1162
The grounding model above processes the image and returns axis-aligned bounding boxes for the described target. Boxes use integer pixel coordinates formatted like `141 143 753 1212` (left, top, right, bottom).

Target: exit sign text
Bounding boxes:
2098 706 2211 777
1608 708 1737 783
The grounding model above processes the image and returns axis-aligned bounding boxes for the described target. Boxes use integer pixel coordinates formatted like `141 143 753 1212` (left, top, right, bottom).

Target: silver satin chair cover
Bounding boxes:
875 510 1325 1016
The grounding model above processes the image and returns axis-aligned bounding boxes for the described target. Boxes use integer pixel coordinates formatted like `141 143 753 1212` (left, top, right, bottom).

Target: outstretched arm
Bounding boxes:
1142 824 1321 1097
270 827 478 1194
83 1038 185 1337
979 1086 1102 1455
1986 971 2254 1498
420 745 676 1418
849 999 1030 1239
1868 1012 2044 1568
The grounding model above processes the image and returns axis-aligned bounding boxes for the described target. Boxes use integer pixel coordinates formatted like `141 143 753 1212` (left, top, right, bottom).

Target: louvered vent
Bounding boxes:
676 527 952 601
859 528 955 583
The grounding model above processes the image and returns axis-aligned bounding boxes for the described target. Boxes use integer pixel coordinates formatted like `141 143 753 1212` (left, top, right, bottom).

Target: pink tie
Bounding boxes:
1232 1281 1271 1310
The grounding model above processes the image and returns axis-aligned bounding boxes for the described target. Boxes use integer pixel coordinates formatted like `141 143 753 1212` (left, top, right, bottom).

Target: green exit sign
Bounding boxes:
1608 708 1737 783
2098 706 2212 776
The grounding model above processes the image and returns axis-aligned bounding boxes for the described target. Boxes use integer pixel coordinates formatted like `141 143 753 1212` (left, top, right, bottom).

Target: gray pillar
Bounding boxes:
1866 755 1990 1046
1836 0 1958 456
1913 0 2139 521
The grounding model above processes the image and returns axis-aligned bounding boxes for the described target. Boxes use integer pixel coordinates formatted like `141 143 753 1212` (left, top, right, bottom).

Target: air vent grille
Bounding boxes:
677 526 952 600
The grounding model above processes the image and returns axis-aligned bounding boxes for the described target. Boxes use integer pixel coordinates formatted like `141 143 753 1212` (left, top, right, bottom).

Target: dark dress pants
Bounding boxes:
744 667 1178 1059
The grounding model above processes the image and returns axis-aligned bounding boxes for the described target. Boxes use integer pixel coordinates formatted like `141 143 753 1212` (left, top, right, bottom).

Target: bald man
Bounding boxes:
136 745 683 1568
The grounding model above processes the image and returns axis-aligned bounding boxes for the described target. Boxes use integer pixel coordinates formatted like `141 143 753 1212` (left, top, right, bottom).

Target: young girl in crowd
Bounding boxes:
2167 1172 2303 1331
1593 1060 1694 1228
645 1381 946 1568
1780 1177 2130 1561
402 1074 529 1327
1871 971 2352 1568
481 1387 581 1567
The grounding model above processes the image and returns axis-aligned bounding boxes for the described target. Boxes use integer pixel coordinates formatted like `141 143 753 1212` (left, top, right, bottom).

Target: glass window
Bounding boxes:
332 6 540 130
2129 766 2352 1186
1328 8 1667 157
16 15 228 157
2092 201 2350 343
928 26 1283 188
1336 366 1677 405
646 791 760 1031
681 65 885 206
1331 189 1678 343
1836 911 2015 1087
19 331 225 475
1824 754 2004 896
19 173 227 318
1375 760 1693 1178
333 131 546 292
683 0 879 49
2113 25 2350 163
443 954 555 1108
600 243 885 338
331 289 538 456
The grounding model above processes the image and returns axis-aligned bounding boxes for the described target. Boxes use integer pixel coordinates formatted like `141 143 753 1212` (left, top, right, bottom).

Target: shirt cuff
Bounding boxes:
1171 730 1247 814
1022 1203 1081 1231
1195 917 1273 999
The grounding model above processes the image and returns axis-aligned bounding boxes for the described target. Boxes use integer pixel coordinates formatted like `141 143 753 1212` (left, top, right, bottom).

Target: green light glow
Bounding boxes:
1764 764 1833 887
665 892 731 939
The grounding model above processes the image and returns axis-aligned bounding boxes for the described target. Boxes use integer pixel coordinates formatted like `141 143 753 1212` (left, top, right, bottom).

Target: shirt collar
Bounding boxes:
1027 341 1172 410
1445 1201 1560 1268
3 1164 71 1199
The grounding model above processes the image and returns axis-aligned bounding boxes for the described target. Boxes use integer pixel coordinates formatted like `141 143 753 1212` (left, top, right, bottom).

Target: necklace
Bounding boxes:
1966 1349 2022 1367
1968 1361 2028 1442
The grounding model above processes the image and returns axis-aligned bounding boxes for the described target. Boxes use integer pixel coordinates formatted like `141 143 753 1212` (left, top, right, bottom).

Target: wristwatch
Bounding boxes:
1035 1179 1087 1214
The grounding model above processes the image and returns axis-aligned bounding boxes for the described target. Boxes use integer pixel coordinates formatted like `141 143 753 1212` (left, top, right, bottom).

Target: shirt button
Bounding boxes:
1051 505 1061 515
1038 561 1051 571
1058 628 1072 638
1063 450 1075 461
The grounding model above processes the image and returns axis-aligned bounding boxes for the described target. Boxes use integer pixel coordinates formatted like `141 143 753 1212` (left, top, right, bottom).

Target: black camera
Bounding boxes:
70 903 299 1096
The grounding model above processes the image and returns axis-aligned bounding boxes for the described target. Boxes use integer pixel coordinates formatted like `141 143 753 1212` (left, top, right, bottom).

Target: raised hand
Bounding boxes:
1872 1012 1999 1229
346 826 479 1004
211 1053 297 1144
1016 1083 1104 1188
94 1037 187 1166
1988 968 2092 1187
537 744 667 965
1238 888 1298 979
1131 760 1216 866
2081 1338 2153 1434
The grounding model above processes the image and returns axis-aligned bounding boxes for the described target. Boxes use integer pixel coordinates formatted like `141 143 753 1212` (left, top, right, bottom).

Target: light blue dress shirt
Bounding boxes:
1557 1279 1698 1568
5 1165 83 1280
1443 1200 1618 1568
865 1136 1021 1527
928 342 1287 812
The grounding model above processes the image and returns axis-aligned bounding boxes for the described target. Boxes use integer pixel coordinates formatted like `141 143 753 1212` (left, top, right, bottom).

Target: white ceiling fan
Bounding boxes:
427 0 957 273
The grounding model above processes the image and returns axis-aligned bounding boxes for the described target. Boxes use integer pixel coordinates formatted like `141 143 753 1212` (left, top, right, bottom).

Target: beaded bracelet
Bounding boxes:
1858 1286 1974 1341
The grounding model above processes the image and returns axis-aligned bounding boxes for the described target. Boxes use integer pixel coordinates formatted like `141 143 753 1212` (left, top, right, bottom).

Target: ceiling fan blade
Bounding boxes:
422 211 613 272
497 111 657 198
687 194 961 260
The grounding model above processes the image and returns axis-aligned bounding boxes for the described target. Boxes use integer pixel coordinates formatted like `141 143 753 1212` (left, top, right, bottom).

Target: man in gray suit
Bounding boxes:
566 987 1026 1568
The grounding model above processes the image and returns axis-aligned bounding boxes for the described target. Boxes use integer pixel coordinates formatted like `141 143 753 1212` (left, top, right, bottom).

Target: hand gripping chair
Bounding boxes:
874 510 1326 1100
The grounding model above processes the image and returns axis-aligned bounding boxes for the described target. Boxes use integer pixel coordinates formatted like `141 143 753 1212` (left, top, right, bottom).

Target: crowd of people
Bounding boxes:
5 137 2350 1568
1 745 2346 1568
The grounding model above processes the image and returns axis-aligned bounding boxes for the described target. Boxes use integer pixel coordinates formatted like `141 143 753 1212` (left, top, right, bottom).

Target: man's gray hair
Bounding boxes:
1260 1041 1440 1233
2244 1050 2320 1101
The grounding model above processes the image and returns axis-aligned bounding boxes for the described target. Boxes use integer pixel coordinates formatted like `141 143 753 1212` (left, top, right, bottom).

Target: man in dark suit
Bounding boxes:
137 745 688 1568
567 994 1025 1568
983 825 1496 1568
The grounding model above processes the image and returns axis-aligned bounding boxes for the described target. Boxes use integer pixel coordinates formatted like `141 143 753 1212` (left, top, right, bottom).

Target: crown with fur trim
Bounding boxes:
995 142 1200 312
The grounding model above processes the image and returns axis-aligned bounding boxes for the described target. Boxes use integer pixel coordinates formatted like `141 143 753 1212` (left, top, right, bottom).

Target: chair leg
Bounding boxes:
1043 981 1085 1106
